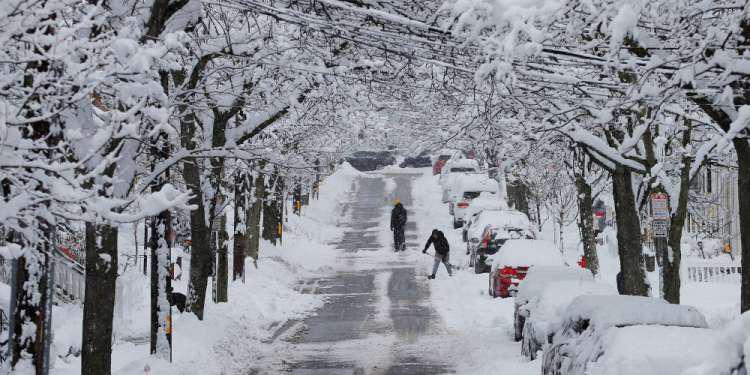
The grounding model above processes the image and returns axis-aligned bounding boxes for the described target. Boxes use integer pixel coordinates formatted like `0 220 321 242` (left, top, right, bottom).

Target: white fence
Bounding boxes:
682 259 741 283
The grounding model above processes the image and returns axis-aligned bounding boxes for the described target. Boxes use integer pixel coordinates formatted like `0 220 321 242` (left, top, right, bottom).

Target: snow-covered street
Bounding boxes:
246 169 535 374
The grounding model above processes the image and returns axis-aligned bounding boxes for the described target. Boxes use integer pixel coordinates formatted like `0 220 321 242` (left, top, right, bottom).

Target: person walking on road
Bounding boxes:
423 229 453 279
390 199 408 251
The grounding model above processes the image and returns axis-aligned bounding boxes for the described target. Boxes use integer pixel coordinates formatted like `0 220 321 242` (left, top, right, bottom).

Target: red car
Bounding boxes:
488 239 566 298
432 154 452 175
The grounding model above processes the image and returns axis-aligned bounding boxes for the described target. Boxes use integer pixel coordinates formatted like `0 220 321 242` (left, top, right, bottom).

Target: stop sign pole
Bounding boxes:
651 192 669 299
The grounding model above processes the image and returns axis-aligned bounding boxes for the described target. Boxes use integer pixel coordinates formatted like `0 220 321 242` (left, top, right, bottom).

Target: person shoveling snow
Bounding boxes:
423 229 453 279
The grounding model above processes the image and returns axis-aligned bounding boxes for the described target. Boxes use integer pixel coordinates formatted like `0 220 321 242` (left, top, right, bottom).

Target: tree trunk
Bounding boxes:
81 222 118 375
11 246 51 373
663 128 693 304
611 165 649 296
149 208 172 359
574 161 599 275
736 138 750 313
262 174 280 244
506 176 531 218
233 171 248 280
217 215 229 302
248 169 264 267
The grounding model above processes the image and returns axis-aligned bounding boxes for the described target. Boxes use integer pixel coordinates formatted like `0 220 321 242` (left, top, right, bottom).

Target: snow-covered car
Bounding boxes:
345 151 396 171
514 267 616 359
449 180 500 229
469 211 535 273
541 295 715 375
679 313 750 375
487 239 565 297
439 159 481 202
514 266 595 341
461 195 507 241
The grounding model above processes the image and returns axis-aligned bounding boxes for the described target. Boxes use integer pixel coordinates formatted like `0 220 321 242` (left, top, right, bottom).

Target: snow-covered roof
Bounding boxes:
464 194 507 217
516 266 596 306
475 210 531 230
585 325 721 375
456 176 498 193
489 239 565 269
562 295 709 330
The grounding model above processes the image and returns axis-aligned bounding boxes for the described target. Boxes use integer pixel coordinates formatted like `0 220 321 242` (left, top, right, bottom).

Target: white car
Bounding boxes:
465 209 535 271
542 295 714 375
439 159 480 202
514 266 616 359
451 179 501 228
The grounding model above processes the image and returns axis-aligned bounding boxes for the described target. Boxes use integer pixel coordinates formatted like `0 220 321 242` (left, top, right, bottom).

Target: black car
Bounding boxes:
399 156 432 168
346 151 396 171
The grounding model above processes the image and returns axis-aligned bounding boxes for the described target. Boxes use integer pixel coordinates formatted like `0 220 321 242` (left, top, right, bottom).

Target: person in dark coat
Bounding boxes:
616 271 625 294
423 229 453 279
390 200 408 251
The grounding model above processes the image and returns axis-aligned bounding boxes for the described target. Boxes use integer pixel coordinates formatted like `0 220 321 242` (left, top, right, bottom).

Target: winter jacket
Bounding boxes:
391 203 407 230
424 230 450 255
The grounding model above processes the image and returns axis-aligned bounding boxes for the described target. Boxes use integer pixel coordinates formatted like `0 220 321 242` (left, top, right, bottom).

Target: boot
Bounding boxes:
427 274 435 280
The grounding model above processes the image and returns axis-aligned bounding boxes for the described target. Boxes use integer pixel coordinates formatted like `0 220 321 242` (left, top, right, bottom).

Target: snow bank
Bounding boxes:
562 295 708 330
587 325 721 375
305 161 364 225
489 239 566 270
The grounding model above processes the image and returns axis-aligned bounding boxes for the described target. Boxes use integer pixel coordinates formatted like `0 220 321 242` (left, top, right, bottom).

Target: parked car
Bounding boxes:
542 295 715 375
432 153 452 175
451 179 501 228
345 151 396 171
461 195 507 241
487 239 565 297
469 210 535 273
681 313 750 375
439 159 481 202
514 267 615 359
399 155 432 168
514 266 595 341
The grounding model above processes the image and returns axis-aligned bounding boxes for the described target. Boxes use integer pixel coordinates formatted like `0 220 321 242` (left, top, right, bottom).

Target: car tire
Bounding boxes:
474 258 485 274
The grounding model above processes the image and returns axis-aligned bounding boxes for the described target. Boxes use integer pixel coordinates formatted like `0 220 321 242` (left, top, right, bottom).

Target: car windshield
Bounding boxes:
438 155 451 161
450 167 475 172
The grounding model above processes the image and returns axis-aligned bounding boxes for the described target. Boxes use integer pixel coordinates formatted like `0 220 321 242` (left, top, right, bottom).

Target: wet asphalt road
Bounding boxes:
286 173 452 374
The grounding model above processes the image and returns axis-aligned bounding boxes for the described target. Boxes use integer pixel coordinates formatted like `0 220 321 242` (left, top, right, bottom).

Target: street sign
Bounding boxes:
651 193 669 220
652 220 668 238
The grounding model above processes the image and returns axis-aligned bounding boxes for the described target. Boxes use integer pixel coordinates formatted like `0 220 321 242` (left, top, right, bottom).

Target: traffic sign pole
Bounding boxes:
651 193 670 300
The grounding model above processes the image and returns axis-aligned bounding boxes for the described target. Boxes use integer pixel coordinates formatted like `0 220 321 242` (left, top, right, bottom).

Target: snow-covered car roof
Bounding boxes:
489 239 565 269
561 295 709 331
582 325 721 375
515 266 596 307
464 194 507 218
474 209 531 229
455 176 498 194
